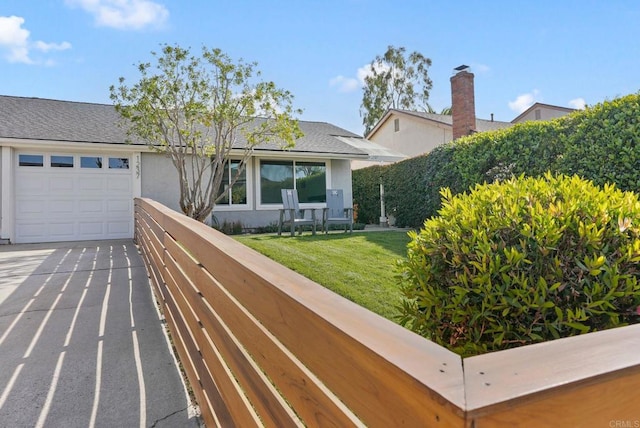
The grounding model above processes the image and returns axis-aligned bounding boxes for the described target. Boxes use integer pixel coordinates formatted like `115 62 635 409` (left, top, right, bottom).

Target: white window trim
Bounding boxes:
17 153 45 168
78 154 105 170
49 154 75 168
255 157 331 211
213 158 254 212
16 151 133 174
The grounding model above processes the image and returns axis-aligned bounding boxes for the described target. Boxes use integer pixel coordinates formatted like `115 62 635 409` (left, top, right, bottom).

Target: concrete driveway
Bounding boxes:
0 240 200 427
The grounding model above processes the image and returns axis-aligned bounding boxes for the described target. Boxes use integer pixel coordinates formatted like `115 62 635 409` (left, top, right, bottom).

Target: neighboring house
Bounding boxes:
0 95 401 244
510 102 576 124
352 109 510 169
357 66 576 169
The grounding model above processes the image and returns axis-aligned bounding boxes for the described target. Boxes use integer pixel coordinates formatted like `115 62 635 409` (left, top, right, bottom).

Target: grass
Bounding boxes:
234 231 412 322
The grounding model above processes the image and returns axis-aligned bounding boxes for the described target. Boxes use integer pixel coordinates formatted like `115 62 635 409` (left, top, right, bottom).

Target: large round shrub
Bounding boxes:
398 173 640 357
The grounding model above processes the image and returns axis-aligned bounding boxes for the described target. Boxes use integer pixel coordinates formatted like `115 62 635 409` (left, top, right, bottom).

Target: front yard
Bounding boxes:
234 231 411 321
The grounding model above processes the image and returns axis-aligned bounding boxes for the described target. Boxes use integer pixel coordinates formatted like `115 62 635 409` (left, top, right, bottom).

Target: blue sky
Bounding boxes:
1 1 639 135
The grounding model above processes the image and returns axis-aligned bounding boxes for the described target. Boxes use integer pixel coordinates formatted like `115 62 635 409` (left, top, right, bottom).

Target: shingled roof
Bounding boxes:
0 95 367 156
0 95 131 145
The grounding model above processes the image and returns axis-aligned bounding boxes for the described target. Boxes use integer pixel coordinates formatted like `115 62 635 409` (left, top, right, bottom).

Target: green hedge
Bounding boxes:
352 165 385 224
352 92 640 228
452 119 571 189
384 144 463 228
559 93 640 191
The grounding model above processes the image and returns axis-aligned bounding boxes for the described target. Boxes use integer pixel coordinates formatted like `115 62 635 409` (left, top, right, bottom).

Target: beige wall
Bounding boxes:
353 113 452 169
514 106 572 123
373 113 452 157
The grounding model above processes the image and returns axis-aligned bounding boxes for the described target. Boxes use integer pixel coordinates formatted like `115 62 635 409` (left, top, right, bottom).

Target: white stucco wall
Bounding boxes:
140 153 353 230
0 147 3 227
329 159 353 206
0 146 11 241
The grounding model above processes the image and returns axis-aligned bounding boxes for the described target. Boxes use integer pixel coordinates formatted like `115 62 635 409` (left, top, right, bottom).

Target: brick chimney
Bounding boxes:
450 65 476 140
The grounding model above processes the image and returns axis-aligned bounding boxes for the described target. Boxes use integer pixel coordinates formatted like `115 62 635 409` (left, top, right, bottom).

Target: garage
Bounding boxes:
14 152 134 243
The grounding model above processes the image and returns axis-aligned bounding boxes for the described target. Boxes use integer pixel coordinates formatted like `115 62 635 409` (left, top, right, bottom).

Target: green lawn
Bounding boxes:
234 231 412 321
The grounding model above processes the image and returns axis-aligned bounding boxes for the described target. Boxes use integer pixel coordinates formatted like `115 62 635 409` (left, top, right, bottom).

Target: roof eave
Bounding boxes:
365 109 394 139
247 148 367 160
0 137 151 152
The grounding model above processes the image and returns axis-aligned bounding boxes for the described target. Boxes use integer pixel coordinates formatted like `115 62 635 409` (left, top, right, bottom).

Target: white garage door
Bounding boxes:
14 152 134 243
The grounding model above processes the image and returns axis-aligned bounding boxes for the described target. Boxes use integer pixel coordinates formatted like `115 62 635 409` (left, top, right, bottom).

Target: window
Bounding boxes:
19 154 44 167
394 118 400 132
81 156 103 169
295 162 326 203
260 160 294 204
218 160 247 206
51 155 74 168
109 157 129 169
535 109 541 120
260 160 326 204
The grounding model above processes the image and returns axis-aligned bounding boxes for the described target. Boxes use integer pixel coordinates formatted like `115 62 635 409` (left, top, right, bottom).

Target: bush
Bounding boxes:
251 222 280 234
398 174 640 357
214 219 244 235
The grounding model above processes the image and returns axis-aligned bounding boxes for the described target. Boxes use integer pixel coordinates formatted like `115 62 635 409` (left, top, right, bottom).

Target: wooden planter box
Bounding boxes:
134 197 640 427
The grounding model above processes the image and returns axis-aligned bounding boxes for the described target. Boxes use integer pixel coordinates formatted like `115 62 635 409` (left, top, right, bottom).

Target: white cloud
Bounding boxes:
508 89 540 113
0 16 32 63
329 75 359 93
65 0 169 30
34 40 72 53
0 16 71 64
357 62 392 83
330 62 391 94
568 97 586 110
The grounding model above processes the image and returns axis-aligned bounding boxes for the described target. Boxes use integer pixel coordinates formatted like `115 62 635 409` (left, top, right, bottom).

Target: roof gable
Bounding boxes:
366 108 511 138
511 102 576 123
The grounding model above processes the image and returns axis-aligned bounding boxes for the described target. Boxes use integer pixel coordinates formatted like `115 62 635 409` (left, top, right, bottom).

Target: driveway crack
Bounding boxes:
149 407 193 428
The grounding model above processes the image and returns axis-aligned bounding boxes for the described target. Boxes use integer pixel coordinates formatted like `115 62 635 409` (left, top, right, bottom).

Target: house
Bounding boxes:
353 109 510 168
356 66 575 169
510 102 576 124
0 95 402 244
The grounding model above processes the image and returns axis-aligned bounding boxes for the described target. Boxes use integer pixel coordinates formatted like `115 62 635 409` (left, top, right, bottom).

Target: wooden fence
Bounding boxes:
134 198 640 427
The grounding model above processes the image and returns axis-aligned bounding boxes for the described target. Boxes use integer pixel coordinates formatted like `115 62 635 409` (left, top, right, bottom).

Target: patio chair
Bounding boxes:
278 189 317 236
322 189 353 234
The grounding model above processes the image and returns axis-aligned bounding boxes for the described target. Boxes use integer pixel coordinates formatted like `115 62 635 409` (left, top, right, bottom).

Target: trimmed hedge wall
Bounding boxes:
352 92 640 228
384 144 463 228
559 94 640 191
352 164 385 225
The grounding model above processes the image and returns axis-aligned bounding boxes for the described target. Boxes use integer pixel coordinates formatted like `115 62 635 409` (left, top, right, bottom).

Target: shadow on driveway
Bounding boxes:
0 240 200 427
